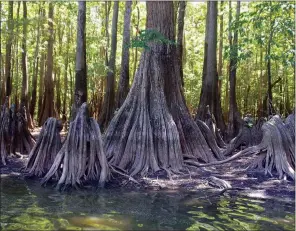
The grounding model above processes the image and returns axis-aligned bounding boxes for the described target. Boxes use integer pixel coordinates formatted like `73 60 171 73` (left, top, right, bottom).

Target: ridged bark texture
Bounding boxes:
41 103 110 190
25 118 62 177
104 2 221 177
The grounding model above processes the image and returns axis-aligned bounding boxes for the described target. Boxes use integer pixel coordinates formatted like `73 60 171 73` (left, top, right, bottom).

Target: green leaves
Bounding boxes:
128 29 176 50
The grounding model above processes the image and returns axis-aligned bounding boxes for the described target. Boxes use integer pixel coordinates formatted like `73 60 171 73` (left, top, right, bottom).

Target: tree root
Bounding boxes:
0 99 11 165
41 103 110 190
25 118 62 177
10 106 36 155
186 114 295 181
184 145 261 168
223 117 265 156
109 165 140 185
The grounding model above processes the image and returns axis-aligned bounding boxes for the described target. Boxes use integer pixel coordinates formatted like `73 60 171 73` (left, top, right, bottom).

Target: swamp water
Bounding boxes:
0 175 294 230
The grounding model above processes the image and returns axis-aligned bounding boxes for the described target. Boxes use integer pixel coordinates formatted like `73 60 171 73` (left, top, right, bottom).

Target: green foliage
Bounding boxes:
129 29 176 50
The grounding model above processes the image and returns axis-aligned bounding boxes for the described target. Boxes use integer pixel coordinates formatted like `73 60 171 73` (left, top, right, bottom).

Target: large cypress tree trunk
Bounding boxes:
39 3 56 126
116 1 132 109
104 2 222 177
4 2 14 103
196 2 225 133
99 2 119 130
226 1 242 140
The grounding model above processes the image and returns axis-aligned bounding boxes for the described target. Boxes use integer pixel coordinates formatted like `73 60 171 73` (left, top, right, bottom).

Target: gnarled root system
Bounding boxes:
41 103 110 190
25 118 62 177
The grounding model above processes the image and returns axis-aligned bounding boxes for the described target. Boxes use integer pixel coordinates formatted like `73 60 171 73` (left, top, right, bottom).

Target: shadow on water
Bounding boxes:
0 175 295 230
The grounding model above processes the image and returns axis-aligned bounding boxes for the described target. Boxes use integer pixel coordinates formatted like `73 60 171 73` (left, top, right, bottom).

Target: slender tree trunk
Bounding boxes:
21 1 34 128
56 68 61 114
4 2 14 103
62 22 71 122
196 2 225 132
218 1 224 99
99 1 119 130
266 19 275 117
226 1 242 140
132 5 140 79
257 45 263 118
0 2 2 103
72 1 87 120
116 1 132 109
176 1 186 88
39 2 56 126
13 2 21 108
30 5 42 119
104 1 111 67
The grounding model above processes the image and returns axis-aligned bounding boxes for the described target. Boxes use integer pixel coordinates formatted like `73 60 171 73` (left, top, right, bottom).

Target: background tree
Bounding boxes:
30 5 42 118
39 2 56 126
116 1 132 109
176 1 186 88
196 2 225 133
72 1 87 118
99 1 119 130
3 2 13 103
226 1 242 139
21 1 34 128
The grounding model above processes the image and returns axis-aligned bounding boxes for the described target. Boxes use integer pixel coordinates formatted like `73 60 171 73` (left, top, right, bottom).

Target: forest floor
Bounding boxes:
0 128 294 203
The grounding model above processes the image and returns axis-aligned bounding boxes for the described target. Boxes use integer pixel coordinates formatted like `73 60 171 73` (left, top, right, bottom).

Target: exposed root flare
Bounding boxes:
10 106 36 155
1 99 35 165
25 118 62 177
41 103 110 190
223 117 265 156
0 99 10 165
186 114 295 180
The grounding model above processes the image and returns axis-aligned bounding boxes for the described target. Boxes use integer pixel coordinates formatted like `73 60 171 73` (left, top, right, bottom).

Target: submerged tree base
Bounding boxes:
10 106 36 155
25 118 62 177
41 103 110 190
0 100 10 165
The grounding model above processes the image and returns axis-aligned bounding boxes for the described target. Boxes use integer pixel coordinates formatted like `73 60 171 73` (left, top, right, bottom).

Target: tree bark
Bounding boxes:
21 1 34 129
62 21 71 123
132 5 140 80
104 2 222 177
226 1 242 140
196 2 226 133
71 1 87 120
4 2 14 103
0 2 2 103
116 1 132 109
13 2 21 108
218 1 224 103
39 2 56 126
266 16 275 116
30 5 42 119
176 1 186 88
99 2 119 130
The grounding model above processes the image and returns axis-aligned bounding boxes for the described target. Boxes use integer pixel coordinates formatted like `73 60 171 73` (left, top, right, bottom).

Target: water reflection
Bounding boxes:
0 176 294 230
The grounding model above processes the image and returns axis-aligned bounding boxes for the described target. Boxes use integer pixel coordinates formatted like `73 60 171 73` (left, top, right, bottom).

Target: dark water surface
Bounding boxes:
1 175 294 230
